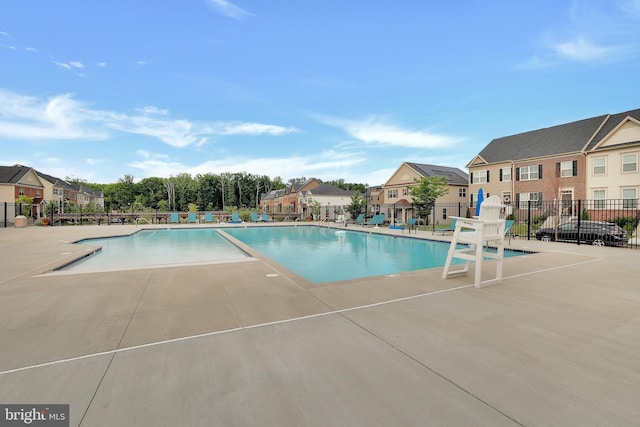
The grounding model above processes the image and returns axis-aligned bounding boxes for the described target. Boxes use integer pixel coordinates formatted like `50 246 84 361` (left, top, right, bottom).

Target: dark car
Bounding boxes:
535 220 628 246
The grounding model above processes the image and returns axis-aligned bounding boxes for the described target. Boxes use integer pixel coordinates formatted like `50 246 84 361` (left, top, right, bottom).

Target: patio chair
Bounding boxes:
229 212 243 223
355 213 365 226
169 212 180 224
203 212 214 223
403 218 417 234
433 218 457 235
188 212 197 224
250 212 261 222
261 213 273 222
504 219 515 243
441 195 506 288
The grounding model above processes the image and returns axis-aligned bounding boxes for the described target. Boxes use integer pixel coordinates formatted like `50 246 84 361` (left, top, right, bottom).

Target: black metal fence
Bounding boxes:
430 199 639 249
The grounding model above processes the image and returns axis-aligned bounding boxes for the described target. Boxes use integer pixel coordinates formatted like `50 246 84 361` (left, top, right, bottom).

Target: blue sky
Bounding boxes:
1 0 640 185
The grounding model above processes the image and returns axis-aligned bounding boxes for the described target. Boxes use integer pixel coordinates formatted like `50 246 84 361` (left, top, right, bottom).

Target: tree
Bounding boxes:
346 193 366 219
410 176 449 224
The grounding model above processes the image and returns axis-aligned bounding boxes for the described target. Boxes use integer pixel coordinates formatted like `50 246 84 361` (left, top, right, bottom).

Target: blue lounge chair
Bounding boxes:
366 213 385 227
229 212 242 223
364 214 379 226
169 212 180 224
355 213 365 225
433 218 457 235
188 212 197 224
203 212 214 223
261 213 273 222
251 212 261 222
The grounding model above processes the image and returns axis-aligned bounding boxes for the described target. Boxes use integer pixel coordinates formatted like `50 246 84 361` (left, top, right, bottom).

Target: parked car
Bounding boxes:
535 220 628 246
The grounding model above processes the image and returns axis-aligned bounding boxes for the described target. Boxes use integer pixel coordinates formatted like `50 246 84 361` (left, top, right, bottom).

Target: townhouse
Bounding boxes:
468 108 640 218
381 162 469 224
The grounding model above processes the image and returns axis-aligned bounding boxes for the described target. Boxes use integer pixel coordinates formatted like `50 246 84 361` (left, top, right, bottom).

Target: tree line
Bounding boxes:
72 174 368 213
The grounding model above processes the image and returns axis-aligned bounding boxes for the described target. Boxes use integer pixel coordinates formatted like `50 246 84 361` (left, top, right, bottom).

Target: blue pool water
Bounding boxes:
64 228 250 272
223 226 525 284
62 226 527 283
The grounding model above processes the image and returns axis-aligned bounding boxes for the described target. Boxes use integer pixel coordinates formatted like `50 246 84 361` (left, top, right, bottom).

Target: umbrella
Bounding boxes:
475 188 484 217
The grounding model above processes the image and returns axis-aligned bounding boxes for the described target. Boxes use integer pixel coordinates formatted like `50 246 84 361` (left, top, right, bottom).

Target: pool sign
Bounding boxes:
0 405 68 426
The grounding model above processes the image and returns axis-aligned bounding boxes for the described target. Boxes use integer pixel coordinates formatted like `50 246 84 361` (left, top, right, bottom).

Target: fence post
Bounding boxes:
3 202 6 228
527 200 532 240
576 199 582 245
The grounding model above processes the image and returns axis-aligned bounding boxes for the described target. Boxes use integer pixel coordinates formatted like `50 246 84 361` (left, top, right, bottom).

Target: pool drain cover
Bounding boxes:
266 273 279 278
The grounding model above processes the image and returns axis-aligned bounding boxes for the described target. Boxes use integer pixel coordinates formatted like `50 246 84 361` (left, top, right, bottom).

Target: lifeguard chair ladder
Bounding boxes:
441 195 506 288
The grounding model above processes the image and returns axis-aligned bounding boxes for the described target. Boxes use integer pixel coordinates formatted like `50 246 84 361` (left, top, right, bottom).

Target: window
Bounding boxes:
559 161 577 177
622 188 638 208
387 189 398 198
459 188 466 198
500 167 511 182
518 165 540 181
593 157 606 175
517 192 542 208
593 189 606 209
622 153 638 173
402 187 409 197
472 170 488 184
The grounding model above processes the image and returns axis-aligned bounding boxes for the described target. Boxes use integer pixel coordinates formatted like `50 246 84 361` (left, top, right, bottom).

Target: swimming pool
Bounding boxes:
223 226 525 283
61 226 527 283
63 228 251 273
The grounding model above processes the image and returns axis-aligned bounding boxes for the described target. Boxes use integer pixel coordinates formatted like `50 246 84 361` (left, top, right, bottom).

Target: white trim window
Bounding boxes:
500 167 511 182
593 157 606 175
458 188 466 198
518 165 540 181
622 153 638 173
387 189 398 198
622 188 638 208
472 170 488 184
593 189 606 209
517 192 541 208
560 161 573 177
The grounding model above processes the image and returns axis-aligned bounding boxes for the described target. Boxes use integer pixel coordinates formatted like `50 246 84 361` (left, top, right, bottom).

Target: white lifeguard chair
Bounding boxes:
441 195 506 288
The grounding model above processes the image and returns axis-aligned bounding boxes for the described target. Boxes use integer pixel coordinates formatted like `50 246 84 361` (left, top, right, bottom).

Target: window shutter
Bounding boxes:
572 160 578 176
516 168 520 181
470 172 474 183
486 170 490 182
538 165 543 179
556 162 561 177
499 169 503 181
515 193 520 205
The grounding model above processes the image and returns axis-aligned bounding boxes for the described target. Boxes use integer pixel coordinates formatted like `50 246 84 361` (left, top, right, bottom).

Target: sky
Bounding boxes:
1 0 640 186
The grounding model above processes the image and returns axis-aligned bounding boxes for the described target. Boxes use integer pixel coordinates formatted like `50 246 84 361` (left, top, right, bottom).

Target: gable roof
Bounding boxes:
471 108 640 167
0 165 32 184
474 115 608 165
584 108 640 151
405 162 468 185
305 183 355 196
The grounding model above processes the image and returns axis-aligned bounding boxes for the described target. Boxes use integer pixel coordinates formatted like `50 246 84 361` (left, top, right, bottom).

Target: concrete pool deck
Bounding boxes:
1 222 639 426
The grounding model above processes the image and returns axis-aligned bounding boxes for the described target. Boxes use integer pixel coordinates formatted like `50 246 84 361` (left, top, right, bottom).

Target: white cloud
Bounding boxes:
0 89 298 146
552 36 616 61
319 115 461 149
0 90 107 140
205 0 253 19
220 122 298 136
